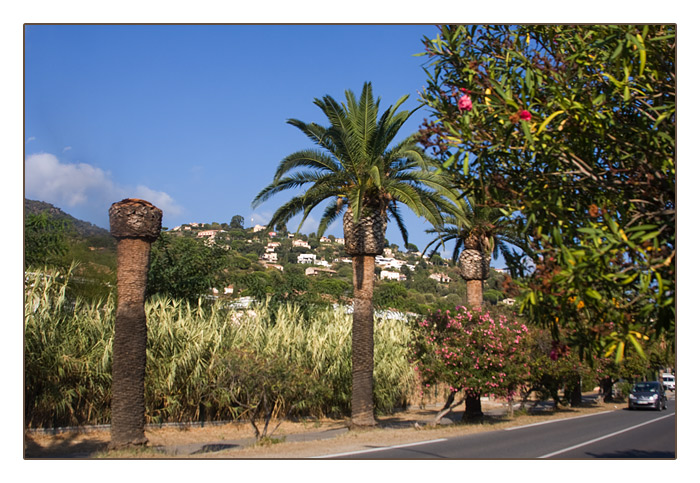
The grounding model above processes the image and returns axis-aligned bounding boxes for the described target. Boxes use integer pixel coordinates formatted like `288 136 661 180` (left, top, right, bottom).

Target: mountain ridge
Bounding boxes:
24 198 112 240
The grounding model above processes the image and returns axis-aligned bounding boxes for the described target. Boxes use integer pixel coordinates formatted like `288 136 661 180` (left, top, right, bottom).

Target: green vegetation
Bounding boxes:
24 25 676 435
24 267 415 429
418 25 675 360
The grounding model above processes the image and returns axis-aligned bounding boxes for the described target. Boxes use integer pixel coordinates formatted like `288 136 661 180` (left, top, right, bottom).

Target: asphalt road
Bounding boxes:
323 400 676 459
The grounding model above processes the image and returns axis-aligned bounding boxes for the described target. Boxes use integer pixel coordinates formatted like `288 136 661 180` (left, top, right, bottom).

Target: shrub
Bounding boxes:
25 269 415 428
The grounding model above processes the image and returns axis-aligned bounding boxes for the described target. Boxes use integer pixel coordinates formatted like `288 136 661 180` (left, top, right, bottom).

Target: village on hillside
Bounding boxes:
167 220 517 312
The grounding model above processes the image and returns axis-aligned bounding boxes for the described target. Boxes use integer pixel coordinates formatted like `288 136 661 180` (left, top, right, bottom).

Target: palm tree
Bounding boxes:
108 198 162 449
423 192 529 308
253 82 449 427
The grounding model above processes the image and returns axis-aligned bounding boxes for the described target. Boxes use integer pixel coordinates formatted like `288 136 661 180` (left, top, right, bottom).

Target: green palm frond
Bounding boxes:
253 81 451 249
271 149 341 182
422 187 531 265
317 198 346 238
387 203 410 248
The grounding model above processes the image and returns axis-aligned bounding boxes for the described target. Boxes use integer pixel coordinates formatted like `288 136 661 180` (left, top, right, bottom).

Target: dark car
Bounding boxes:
628 381 667 411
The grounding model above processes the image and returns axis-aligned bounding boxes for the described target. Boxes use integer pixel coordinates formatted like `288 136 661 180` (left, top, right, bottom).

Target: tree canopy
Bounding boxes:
418 25 675 361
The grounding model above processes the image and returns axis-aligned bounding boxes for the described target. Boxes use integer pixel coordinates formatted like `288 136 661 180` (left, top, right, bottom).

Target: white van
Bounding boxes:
662 373 675 391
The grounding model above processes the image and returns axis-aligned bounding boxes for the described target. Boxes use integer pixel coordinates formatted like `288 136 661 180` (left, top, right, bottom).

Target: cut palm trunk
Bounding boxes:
458 248 491 309
108 199 162 449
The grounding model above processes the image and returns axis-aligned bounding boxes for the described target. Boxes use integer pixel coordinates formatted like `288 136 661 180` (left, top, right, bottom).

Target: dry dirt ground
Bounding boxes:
25 395 622 459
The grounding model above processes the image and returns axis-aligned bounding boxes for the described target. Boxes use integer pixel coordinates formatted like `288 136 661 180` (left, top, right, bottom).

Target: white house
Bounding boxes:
197 229 222 238
297 253 317 264
429 273 452 283
293 239 311 249
380 270 406 281
305 267 337 276
253 224 266 233
262 252 278 262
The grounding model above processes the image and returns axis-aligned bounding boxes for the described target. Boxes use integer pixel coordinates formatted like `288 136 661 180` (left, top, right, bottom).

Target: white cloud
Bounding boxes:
24 152 183 216
25 136 36 144
133 185 182 216
62 146 72 153
25 152 115 206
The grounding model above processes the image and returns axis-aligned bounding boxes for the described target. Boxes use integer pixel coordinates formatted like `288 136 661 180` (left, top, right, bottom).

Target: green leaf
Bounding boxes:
585 288 602 300
521 121 534 144
627 333 646 358
615 340 625 363
536 110 565 136
369 165 382 189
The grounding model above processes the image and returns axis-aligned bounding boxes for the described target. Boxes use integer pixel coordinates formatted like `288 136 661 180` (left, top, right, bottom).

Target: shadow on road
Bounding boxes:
586 449 675 459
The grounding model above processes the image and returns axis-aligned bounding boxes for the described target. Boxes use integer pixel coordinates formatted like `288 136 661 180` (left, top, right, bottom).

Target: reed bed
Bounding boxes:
24 269 416 428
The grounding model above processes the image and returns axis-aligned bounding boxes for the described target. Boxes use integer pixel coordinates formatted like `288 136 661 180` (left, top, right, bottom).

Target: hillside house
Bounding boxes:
253 224 266 233
375 256 406 270
297 253 317 264
305 267 337 277
259 260 284 271
197 229 223 239
429 273 452 283
380 270 406 281
292 239 311 249
262 252 278 263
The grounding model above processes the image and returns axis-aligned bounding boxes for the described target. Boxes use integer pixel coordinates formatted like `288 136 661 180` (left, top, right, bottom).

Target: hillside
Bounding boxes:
24 199 113 242
23 200 516 308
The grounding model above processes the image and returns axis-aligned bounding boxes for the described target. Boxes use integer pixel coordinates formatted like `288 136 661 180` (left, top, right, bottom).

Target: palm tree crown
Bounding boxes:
423 191 530 307
252 82 449 246
423 193 527 268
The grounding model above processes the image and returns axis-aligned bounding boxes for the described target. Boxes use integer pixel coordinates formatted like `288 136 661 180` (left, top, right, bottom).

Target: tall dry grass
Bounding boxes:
24 269 416 428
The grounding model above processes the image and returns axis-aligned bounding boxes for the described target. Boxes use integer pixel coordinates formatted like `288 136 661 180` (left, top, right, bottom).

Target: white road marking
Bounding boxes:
505 410 614 431
311 438 448 458
538 412 676 458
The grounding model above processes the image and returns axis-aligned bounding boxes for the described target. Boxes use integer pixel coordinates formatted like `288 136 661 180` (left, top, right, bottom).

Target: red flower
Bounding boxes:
458 94 473 112
519 110 532 121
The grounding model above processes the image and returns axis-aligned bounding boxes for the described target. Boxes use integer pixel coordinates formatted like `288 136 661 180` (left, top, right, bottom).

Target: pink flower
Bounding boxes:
519 110 532 121
458 94 473 112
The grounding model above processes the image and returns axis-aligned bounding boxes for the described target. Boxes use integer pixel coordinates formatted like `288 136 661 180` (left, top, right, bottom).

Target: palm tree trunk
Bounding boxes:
351 254 377 427
110 238 151 448
108 199 162 449
466 280 483 308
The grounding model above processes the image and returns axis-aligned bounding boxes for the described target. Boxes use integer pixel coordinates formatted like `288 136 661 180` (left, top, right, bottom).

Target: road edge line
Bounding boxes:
505 410 614 431
538 412 676 458
310 438 448 459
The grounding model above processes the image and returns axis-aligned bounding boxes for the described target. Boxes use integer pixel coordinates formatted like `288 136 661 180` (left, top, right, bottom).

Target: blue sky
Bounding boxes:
24 24 486 259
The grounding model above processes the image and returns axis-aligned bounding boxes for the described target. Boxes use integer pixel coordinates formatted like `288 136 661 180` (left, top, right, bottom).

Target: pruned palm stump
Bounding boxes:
108 198 162 449
458 238 491 309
